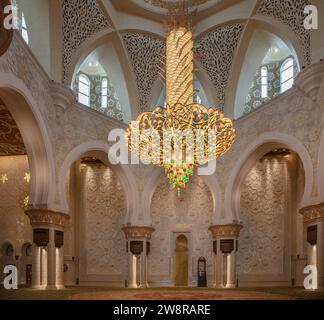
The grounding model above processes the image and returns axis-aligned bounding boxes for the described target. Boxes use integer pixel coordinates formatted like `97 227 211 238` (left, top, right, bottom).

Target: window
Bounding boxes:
78 74 90 106
261 66 268 98
21 12 29 44
196 94 202 104
101 78 108 108
280 58 294 93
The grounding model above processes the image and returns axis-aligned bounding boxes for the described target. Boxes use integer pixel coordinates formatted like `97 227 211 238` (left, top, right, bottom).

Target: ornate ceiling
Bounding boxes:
110 0 241 22
0 100 26 156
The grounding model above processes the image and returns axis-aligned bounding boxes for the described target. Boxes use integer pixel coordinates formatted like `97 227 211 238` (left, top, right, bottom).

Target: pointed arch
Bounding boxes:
224 132 314 222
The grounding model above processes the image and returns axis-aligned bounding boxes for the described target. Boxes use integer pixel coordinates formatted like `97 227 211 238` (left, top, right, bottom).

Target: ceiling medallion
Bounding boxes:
126 6 235 195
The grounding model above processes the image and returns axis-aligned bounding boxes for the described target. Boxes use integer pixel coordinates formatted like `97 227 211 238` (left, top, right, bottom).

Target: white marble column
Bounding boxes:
40 248 47 287
128 251 137 288
140 241 147 288
47 228 56 289
122 226 155 289
209 224 242 290
31 244 41 289
56 247 64 289
25 209 70 290
226 250 236 288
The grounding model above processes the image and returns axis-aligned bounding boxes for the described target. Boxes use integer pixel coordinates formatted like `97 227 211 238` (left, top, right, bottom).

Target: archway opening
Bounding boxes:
0 98 33 285
236 147 306 286
65 152 127 286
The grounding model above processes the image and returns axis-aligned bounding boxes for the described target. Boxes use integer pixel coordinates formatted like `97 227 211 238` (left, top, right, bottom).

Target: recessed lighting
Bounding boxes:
95 62 99 67
274 48 278 53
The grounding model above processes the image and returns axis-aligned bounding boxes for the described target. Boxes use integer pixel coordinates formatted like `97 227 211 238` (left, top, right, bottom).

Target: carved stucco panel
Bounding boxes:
149 175 213 279
81 165 127 277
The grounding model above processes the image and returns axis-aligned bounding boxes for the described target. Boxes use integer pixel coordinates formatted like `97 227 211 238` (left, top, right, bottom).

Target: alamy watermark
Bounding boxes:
3 265 18 290
304 5 318 30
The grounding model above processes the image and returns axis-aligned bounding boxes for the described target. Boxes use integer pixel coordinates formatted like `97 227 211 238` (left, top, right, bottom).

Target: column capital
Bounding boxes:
122 225 155 240
300 203 324 224
209 224 243 239
25 208 70 228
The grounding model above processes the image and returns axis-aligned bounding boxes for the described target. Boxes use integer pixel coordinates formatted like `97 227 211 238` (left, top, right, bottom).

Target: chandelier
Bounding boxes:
126 5 235 195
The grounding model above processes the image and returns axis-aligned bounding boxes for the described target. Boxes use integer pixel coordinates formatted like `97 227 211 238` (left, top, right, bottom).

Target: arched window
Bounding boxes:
6 244 14 257
21 12 29 44
26 244 33 257
280 58 294 93
261 66 268 98
196 94 202 104
78 74 90 106
101 78 108 108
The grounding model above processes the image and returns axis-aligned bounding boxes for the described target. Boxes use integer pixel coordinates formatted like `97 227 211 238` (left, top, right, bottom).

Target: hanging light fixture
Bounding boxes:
126 3 235 195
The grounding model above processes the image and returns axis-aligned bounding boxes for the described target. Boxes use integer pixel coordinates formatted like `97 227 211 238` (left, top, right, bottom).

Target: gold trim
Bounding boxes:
209 224 243 238
299 203 324 223
25 209 70 227
122 226 155 240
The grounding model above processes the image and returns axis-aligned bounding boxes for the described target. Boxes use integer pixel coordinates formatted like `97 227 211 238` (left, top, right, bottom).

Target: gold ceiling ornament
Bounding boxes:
144 0 209 10
126 6 235 195
24 172 31 183
0 173 8 184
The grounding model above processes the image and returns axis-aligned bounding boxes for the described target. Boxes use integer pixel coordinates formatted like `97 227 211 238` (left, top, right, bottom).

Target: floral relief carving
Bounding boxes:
209 224 243 238
300 203 324 223
0 103 26 156
25 209 70 227
237 158 290 275
0 33 57 140
122 226 155 240
150 175 213 279
257 0 311 66
195 24 244 110
0 156 32 250
62 0 114 81
81 165 127 277
122 32 166 112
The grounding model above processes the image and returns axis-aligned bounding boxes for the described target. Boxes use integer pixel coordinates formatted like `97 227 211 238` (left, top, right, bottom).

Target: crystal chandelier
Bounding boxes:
126 5 235 195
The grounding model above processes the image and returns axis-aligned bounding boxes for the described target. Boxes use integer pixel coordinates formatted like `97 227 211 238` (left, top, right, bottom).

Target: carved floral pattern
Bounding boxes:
237 158 289 275
209 224 243 238
122 226 155 240
25 209 70 227
122 32 166 112
257 0 311 65
81 165 127 276
62 0 113 81
195 24 244 110
0 156 32 250
0 103 26 156
150 175 213 279
300 203 324 223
